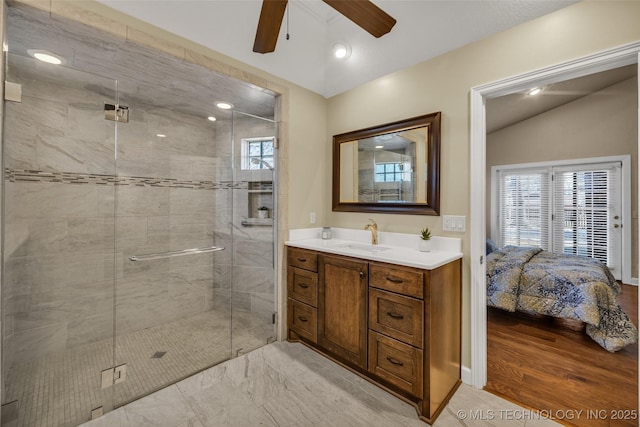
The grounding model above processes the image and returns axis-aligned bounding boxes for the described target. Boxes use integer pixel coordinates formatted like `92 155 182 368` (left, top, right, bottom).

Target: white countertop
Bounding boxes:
286 228 463 270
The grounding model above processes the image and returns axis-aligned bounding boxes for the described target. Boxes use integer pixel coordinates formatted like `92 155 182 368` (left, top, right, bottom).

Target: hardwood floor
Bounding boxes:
486 283 638 427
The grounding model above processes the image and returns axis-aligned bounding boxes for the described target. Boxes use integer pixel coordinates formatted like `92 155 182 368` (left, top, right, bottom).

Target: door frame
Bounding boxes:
469 41 640 388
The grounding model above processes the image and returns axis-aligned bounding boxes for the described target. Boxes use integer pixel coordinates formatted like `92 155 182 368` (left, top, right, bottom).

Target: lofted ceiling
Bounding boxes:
96 0 578 98
486 65 638 134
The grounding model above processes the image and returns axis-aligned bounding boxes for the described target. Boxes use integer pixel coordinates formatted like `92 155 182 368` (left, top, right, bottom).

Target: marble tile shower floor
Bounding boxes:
81 341 560 427
3 309 273 427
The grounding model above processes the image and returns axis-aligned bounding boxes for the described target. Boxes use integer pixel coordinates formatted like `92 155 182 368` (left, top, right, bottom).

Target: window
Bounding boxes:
498 169 550 249
375 162 404 182
552 166 617 263
241 137 274 170
493 160 622 271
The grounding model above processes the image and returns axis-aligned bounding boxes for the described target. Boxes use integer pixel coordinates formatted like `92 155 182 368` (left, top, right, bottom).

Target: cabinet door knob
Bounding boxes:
386 312 404 320
386 356 404 366
385 276 403 284
359 271 365 278
297 316 308 322
297 283 309 289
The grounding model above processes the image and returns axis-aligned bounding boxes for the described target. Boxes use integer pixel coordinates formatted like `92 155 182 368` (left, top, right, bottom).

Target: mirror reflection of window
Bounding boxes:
356 131 419 203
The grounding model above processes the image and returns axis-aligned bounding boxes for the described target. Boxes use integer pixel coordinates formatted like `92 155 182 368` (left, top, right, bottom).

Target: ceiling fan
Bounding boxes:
253 0 396 54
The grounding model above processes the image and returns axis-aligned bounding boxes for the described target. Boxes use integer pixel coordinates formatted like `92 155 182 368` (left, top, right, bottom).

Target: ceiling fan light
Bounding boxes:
333 42 351 59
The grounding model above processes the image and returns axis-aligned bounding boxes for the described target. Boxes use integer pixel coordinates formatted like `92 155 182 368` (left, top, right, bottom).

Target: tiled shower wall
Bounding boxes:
3 62 274 369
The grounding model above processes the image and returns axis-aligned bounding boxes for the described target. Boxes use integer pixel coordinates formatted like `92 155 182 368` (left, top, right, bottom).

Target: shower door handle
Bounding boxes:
129 246 224 262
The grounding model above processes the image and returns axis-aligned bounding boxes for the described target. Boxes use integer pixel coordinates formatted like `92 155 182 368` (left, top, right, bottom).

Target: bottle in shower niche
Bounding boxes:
322 227 332 240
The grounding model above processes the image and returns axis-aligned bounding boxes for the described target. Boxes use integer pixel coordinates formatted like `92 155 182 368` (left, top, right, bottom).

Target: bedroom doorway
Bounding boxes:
469 42 640 389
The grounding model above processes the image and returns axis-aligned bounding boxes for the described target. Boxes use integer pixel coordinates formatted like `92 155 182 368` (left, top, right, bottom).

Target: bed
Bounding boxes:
486 244 637 352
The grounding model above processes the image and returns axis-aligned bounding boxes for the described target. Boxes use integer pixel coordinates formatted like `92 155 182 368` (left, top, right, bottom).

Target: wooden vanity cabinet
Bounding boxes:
317 254 368 369
286 246 462 425
287 247 318 343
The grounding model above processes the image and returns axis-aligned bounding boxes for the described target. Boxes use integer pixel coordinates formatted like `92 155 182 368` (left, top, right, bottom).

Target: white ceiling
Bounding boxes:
96 0 578 98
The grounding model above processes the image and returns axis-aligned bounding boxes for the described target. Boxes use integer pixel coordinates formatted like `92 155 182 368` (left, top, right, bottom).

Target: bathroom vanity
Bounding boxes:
285 229 462 424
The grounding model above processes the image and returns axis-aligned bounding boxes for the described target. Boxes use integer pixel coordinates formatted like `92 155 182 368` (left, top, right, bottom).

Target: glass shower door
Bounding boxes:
2 53 118 426
112 92 233 409
230 111 277 356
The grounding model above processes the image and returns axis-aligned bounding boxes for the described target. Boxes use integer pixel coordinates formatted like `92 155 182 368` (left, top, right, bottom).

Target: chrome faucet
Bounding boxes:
364 219 378 245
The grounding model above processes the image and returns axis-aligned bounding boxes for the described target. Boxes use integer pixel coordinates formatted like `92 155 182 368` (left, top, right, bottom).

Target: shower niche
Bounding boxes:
243 181 274 226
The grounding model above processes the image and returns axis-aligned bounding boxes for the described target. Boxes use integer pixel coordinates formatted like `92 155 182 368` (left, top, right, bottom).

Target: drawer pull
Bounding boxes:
297 316 308 322
385 276 403 284
386 356 404 366
386 311 404 320
296 257 307 262
297 283 309 289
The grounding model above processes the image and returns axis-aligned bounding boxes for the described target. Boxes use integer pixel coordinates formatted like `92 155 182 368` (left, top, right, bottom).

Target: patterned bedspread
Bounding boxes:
487 246 637 352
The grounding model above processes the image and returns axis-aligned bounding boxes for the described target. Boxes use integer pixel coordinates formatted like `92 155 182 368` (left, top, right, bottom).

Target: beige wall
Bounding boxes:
11 0 640 374
487 77 638 279
326 1 640 367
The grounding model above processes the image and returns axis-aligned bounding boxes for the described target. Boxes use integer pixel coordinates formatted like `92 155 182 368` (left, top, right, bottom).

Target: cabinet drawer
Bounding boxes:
368 331 423 398
369 288 423 348
288 299 317 343
369 263 423 299
287 247 318 272
288 266 318 307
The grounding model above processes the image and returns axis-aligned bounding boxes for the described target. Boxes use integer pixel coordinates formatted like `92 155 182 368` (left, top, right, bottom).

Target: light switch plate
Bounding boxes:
443 215 466 232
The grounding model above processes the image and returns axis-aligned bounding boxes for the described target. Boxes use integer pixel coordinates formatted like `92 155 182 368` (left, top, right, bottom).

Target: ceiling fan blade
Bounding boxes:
323 0 396 38
253 0 288 54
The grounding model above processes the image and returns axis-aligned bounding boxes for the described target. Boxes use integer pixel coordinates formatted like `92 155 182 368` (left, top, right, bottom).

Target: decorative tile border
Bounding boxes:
4 169 248 190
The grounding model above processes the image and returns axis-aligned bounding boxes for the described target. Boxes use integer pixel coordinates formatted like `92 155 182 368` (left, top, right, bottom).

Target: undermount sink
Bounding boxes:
336 243 392 253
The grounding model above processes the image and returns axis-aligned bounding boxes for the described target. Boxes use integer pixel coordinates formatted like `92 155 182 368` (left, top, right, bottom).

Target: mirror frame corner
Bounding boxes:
332 112 441 216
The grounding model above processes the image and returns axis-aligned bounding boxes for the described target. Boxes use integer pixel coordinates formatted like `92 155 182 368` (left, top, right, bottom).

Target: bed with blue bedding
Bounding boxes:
486 245 637 352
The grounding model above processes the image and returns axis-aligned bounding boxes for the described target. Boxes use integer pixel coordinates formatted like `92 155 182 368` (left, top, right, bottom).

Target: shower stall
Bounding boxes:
1 4 278 426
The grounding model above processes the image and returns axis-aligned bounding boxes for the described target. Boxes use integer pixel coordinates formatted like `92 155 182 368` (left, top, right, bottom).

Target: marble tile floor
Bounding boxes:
3 309 274 427
82 341 561 427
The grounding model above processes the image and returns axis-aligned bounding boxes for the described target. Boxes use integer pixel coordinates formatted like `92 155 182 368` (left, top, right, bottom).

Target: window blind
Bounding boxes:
497 168 551 250
552 162 620 268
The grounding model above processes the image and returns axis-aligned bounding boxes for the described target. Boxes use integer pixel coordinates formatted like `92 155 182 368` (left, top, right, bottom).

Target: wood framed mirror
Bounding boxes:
332 112 441 215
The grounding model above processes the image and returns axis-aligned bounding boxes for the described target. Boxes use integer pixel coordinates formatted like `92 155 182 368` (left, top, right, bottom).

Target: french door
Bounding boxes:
495 159 623 279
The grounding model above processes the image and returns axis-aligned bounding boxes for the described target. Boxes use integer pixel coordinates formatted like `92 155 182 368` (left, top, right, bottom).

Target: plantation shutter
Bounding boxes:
497 168 551 250
552 162 620 268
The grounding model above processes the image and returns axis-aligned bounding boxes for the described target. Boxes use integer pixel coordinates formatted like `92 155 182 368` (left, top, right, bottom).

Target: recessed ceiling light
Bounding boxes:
216 102 234 110
156 134 167 138
207 116 217 122
333 42 351 59
375 145 384 149
527 87 542 96
27 49 64 65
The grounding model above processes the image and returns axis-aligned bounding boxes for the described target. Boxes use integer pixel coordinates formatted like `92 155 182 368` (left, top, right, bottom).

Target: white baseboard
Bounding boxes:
461 365 472 385
628 277 638 286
